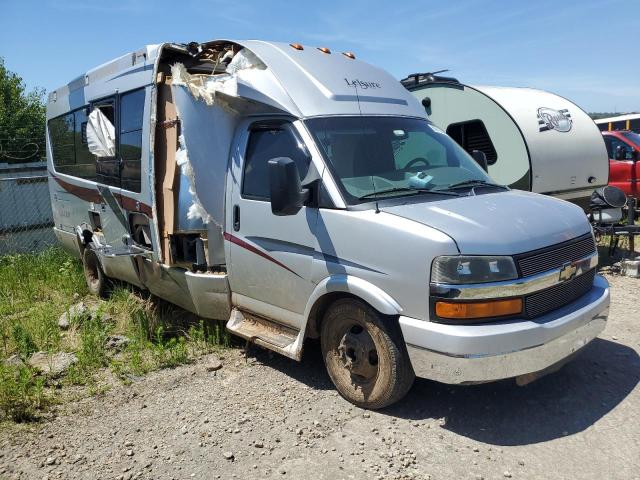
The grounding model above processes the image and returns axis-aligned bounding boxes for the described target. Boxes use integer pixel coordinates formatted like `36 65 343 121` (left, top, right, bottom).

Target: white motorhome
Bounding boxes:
47 40 609 408
401 73 609 209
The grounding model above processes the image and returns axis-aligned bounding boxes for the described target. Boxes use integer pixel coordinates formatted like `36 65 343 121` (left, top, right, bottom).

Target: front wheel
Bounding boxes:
320 299 415 409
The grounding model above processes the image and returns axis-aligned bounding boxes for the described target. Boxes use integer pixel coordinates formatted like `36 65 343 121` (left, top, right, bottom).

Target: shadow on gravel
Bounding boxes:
385 338 640 446
251 338 639 447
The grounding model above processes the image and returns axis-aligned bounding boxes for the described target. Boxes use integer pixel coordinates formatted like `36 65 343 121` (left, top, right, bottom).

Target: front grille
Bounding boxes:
517 234 596 277
524 268 596 318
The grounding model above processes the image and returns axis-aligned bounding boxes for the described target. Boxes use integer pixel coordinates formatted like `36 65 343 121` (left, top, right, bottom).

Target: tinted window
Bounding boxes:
120 89 145 133
603 136 613 158
74 109 96 181
92 98 120 188
608 136 633 160
242 125 310 200
446 120 498 165
49 113 75 174
120 89 145 192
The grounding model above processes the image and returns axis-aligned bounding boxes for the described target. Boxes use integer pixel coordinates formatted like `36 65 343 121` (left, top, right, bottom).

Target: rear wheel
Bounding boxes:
320 299 415 409
83 244 109 298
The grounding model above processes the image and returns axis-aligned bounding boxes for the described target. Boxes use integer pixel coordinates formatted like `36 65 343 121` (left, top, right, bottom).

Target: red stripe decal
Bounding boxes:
51 173 153 218
223 232 300 277
52 174 103 204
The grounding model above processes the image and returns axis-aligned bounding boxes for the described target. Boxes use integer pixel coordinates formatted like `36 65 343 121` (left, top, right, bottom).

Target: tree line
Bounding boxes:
0 58 46 164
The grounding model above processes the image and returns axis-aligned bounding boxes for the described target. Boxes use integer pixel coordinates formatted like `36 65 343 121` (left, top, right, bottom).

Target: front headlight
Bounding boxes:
431 255 518 284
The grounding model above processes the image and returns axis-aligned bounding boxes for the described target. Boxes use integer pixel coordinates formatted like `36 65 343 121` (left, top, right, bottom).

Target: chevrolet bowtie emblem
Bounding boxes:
559 262 578 282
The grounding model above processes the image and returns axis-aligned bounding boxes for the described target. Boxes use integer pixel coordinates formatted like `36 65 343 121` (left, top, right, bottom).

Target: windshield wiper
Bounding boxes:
438 179 509 190
359 187 460 200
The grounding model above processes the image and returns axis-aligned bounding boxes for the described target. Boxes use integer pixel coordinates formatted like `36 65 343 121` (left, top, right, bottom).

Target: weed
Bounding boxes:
0 363 48 422
10 323 37 359
67 314 110 385
152 327 190 369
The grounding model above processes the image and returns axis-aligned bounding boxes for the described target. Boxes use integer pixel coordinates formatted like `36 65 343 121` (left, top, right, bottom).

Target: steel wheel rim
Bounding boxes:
330 319 379 386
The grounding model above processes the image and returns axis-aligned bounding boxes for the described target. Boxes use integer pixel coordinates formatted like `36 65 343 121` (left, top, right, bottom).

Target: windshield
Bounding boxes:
621 131 640 147
305 116 494 204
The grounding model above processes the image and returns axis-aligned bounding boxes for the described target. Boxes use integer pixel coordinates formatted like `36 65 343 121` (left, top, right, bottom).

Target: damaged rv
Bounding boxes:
47 40 609 408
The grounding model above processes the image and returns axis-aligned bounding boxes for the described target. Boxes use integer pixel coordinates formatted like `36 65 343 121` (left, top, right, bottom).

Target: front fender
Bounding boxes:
303 274 403 320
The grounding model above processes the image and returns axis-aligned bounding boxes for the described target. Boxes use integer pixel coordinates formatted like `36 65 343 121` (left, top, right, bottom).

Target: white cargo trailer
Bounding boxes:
46 41 609 408
401 74 609 209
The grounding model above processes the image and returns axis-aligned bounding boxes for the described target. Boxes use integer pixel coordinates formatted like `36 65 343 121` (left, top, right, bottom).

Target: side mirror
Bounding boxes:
268 157 309 216
632 149 639 162
471 150 488 172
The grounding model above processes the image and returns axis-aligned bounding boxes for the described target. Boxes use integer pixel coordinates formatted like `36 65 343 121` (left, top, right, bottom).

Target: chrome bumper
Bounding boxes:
400 275 609 384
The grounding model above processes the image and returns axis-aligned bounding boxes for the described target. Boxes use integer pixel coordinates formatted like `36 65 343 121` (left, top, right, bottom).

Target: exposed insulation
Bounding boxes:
175 134 212 224
169 50 272 233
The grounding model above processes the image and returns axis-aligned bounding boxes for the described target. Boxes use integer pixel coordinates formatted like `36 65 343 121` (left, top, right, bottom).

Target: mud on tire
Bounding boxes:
320 298 415 409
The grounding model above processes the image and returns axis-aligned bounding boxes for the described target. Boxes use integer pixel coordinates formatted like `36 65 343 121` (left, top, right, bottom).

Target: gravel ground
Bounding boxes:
1 269 639 480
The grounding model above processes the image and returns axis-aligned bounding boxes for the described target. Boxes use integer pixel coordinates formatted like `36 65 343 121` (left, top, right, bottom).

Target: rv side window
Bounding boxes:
49 110 97 181
446 120 498 166
49 113 75 174
119 89 145 193
74 109 96 181
242 125 310 200
90 98 120 188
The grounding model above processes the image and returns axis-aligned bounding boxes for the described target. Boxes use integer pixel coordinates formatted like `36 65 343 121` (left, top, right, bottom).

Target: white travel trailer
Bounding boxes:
47 40 609 408
401 73 609 209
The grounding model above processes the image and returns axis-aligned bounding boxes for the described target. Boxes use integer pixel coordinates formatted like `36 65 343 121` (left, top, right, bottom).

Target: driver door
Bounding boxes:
227 119 319 328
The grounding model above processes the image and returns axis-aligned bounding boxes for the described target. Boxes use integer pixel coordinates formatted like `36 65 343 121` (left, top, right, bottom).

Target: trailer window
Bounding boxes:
242 125 310 200
446 120 497 165
119 89 145 193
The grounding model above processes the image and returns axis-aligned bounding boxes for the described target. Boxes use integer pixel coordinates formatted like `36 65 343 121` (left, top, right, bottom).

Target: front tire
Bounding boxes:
320 299 415 409
83 244 109 298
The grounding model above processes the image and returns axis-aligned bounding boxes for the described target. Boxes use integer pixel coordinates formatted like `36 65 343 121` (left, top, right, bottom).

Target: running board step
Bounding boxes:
226 308 300 360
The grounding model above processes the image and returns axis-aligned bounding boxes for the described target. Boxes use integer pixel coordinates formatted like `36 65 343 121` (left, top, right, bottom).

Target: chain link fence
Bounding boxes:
0 162 56 256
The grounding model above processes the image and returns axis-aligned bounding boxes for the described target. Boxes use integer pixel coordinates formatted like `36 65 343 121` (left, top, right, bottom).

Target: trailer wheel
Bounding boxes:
320 299 415 409
83 244 109 298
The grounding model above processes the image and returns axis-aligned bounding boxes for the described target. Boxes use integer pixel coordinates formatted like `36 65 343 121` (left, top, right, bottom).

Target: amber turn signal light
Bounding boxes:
342 52 356 59
317 47 331 54
435 298 522 320
290 43 304 50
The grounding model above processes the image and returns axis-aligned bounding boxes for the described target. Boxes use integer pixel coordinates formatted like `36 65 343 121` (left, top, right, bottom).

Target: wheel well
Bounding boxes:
79 229 93 252
305 292 390 340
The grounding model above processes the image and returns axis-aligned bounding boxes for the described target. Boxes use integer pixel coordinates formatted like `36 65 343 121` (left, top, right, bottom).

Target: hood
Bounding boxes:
382 190 591 255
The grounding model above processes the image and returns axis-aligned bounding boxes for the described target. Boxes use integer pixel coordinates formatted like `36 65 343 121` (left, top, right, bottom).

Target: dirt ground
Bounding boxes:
1 268 639 480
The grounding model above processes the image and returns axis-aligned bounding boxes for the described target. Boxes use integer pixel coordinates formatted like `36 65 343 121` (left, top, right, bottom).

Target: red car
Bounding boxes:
602 130 640 198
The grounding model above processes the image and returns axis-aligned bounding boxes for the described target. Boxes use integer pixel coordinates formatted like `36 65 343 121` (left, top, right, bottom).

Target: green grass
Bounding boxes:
0 247 232 423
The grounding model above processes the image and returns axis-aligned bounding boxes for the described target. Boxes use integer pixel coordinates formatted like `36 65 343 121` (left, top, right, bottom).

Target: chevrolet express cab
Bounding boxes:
46 39 610 408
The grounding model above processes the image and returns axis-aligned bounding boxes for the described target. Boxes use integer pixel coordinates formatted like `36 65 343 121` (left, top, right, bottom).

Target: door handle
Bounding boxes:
233 205 240 231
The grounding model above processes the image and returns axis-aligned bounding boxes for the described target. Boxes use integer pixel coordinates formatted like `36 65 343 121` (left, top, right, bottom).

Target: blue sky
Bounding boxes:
1 0 638 112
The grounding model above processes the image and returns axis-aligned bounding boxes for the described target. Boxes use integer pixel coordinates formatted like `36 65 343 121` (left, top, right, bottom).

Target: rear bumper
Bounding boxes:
400 275 609 384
